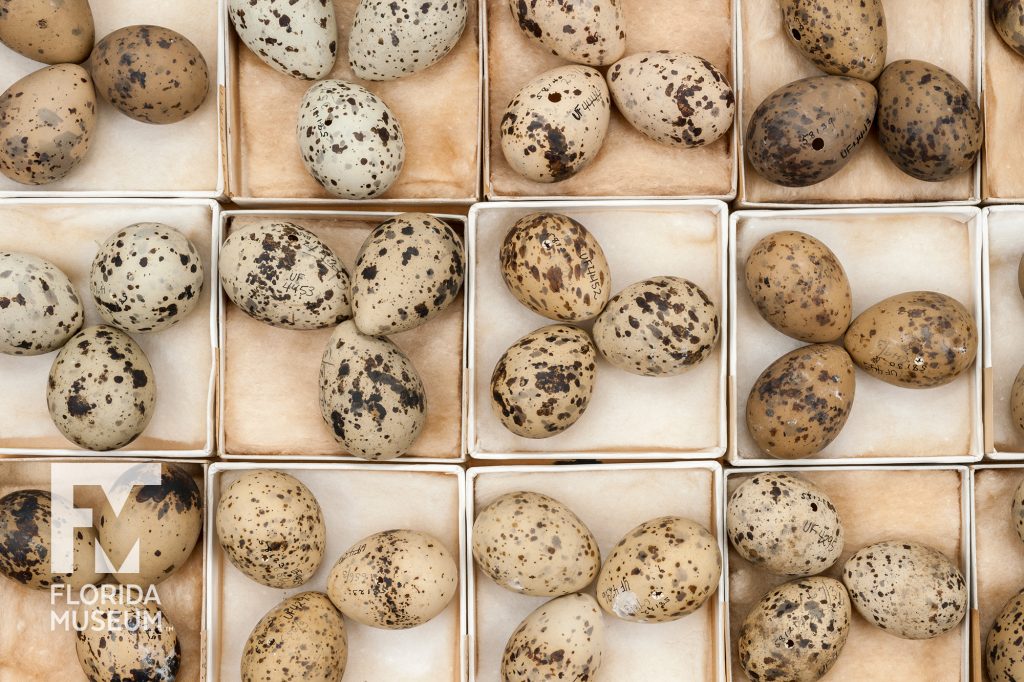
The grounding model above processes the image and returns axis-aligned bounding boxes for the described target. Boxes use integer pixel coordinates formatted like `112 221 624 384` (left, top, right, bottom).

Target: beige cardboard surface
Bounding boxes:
983 15 1024 201
986 211 1024 454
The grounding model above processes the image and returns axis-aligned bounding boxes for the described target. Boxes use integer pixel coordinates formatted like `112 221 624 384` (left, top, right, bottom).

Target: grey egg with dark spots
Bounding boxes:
349 0 467 80
228 0 337 79
0 252 84 355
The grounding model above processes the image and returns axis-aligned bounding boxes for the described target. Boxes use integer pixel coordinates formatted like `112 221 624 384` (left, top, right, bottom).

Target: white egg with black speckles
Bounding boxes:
228 0 337 79
349 0 467 81
987 589 1024 681
0 252 83 355
502 593 605 682
509 0 625 66
76 596 180 682
242 592 347 682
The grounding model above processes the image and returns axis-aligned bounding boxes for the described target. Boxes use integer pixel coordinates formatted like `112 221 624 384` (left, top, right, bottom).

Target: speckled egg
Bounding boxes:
1013 478 1024 544
745 76 876 187
297 80 405 199
349 0 467 80
592 275 720 377
228 0 337 79
499 212 610 322
876 60 982 182
47 325 156 451
0 252 83 355
842 540 967 639
242 592 347 682
738 577 851 682
89 25 210 124
744 231 852 343
596 516 721 623
351 213 464 335
319 320 426 460
509 0 625 66
502 593 605 682
727 473 844 576
489 324 597 438
500 65 611 183
608 51 734 148
216 470 326 589
0 64 96 185
746 344 855 459
327 529 457 629
90 223 204 334
987 589 1024 681
780 0 887 81
0 489 104 590
0 0 94 64
97 463 203 588
993 1 1024 57
76 597 180 682
1012 366 1024 438
472 491 600 597
844 291 977 388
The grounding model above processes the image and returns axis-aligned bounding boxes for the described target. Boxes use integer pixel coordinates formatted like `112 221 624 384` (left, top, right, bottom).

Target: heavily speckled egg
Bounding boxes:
608 51 734 148
502 593 605 682
0 0 94 64
780 0 887 81
727 473 844 576
993 1 1024 57
228 0 337 79
745 76 876 187
319 320 426 460
842 540 967 639
242 592 347 682
327 529 457 629
76 597 180 682
876 60 982 182
472 491 600 597
349 0 467 80
987 589 1024 681
90 223 204 334
1013 478 1024 544
596 516 721 623
844 291 977 388
592 275 719 377
216 470 326 589
351 213 464 335
0 252 83 355
508 0 625 66
490 324 597 438
47 325 156 451
97 463 203 588
500 65 611 183
746 344 856 459
0 64 96 185
738 577 851 682
0 489 104 590
89 25 210 124
744 231 852 343
297 80 405 199
499 212 610 322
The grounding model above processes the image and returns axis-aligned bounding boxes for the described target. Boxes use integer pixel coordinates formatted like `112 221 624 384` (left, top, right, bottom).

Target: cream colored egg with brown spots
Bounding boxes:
738 577 851 682
216 470 326 589
327 529 457 629
349 0 467 81
508 0 625 66
472 491 600 597
502 593 605 682
842 540 967 639
1013 479 1024 544
0 252 83 355
76 597 180 682
987 589 1024 681
596 516 721 623
781 0 887 81
844 291 977 388
228 0 338 80
0 0 94 64
242 592 347 682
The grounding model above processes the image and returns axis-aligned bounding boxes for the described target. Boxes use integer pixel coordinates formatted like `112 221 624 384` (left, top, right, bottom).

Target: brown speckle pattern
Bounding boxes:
0 0 94 64
780 0 887 80
349 0 467 81
987 589 1024 681
1012 366 1024 437
0 251 83 355
992 0 1024 57
242 591 347 682
75 598 180 682
502 593 604 682
1012 479 1024 544
228 0 337 80
508 0 625 66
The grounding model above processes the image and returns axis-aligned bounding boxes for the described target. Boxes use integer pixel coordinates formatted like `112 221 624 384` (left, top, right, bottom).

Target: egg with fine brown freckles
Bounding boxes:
780 0 887 80
242 592 347 682
502 593 605 682
987 589 1024 681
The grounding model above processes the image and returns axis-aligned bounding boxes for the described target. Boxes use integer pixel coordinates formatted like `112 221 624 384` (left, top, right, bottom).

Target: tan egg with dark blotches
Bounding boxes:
0 0 94 64
780 0 887 80
75 597 180 682
993 0 1024 57
502 593 605 682
242 592 347 682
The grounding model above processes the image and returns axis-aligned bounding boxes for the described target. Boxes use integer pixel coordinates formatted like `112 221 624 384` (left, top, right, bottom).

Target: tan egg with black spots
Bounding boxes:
608 51 735 148
242 592 347 682
744 231 852 343
76 597 180 682
351 213 464 335
1013 478 1024 544
216 470 326 589
349 0 467 81
0 252 83 355
1012 366 1024 440
319 321 426 460
228 0 337 80
89 25 209 124
738 577 851 682
508 0 625 66
727 473 843 577
499 212 610 322
500 65 611 183
746 344 855 459
472 491 600 597
596 516 721 623
780 0 887 81
46 325 156 451
0 64 96 185
327 529 457 629
97 463 203 588
502 593 605 682
844 291 977 388
987 589 1024 681
842 540 967 639
593 276 720 377
993 1 1024 57
0 0 94 64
